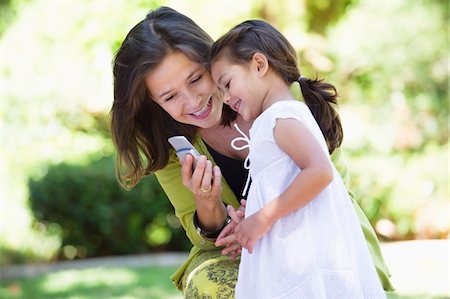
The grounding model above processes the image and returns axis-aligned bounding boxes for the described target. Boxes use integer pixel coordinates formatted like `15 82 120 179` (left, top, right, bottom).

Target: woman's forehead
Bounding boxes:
145 51 204 99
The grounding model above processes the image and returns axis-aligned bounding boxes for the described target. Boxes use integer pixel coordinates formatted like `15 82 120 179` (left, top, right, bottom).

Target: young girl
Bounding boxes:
210 20 386 298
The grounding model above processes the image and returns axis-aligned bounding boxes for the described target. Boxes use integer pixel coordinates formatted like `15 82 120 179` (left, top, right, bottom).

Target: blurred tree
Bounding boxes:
0 0 16 36
305 0 358 34
328 0 448 150
28 156 191 259
0 0 32 37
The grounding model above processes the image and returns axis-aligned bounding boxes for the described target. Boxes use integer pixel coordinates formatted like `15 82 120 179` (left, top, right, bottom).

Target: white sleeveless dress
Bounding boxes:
234 101 385 298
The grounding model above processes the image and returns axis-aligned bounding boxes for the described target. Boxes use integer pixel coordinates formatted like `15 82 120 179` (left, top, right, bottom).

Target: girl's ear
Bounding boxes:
251 52 269 77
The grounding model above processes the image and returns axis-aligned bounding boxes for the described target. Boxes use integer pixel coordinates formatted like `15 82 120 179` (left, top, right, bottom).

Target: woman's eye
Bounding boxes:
191 74 202 84
225 80 230 89
164 95 175 102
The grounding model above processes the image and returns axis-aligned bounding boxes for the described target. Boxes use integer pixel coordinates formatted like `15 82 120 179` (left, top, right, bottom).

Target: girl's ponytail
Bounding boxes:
298 77 343 154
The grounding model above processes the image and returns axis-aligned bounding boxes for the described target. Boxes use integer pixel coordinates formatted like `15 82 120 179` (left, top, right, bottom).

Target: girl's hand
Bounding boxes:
235 210 272 254
181 155 222 203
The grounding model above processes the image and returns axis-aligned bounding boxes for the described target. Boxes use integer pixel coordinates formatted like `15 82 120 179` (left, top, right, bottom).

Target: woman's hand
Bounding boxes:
215 200 246 260
181 155 222 202
181 154 226 233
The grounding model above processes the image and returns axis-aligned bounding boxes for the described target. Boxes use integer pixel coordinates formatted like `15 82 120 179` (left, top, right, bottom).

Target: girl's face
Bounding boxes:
211 57 264 122
145 51 223 129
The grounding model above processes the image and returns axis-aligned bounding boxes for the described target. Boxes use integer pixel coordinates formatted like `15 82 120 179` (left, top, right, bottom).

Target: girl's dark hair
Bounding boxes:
110 6 213 189
211 20 343 153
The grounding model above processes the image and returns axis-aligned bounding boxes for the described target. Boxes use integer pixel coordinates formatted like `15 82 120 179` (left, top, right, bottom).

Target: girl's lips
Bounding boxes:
191 97 212 119
232 100 241 113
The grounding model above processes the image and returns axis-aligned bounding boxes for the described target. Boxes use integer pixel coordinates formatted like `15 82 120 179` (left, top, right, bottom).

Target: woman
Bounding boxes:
110 6 393 297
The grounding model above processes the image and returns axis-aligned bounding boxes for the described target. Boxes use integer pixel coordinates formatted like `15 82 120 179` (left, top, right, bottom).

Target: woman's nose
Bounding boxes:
183 90 199 104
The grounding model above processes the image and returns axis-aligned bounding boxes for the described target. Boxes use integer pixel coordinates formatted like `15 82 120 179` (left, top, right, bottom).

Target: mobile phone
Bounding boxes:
168 136 201 169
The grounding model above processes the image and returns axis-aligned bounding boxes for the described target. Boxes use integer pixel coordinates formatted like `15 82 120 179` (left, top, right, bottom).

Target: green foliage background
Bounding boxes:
1 0 448 264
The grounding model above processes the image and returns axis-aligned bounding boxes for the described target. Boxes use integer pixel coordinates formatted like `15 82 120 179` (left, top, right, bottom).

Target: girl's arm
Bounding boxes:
235 118 333 252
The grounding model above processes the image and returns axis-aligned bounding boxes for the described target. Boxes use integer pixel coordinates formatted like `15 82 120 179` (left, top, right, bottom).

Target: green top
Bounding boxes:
155 135 394 291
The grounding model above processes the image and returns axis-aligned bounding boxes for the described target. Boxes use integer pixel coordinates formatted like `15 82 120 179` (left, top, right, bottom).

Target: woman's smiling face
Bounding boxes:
145 51 224 128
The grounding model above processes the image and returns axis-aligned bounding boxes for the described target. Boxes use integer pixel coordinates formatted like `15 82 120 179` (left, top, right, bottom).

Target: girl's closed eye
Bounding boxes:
225 80 230 90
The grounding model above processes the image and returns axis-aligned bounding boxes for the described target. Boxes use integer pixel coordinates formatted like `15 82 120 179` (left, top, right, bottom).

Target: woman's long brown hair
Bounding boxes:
110 7 214 189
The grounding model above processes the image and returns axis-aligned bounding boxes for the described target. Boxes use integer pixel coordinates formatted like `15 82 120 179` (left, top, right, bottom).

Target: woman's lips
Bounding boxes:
191 97 212 119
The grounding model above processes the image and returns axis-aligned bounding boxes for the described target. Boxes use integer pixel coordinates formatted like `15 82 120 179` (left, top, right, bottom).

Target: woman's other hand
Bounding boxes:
215 202 246 260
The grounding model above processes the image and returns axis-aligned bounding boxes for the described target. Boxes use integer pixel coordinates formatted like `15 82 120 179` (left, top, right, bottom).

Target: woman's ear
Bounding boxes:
251 52 269 77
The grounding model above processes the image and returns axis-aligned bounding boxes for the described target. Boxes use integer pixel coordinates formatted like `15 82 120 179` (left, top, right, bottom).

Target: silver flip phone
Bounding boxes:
168 136 201 169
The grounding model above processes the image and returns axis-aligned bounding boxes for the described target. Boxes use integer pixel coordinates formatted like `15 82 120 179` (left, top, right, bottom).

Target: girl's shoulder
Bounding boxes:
256 100 310 126
251 100 311 139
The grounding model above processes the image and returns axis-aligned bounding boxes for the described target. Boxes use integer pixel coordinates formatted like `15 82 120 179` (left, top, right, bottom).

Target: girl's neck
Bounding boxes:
261 73 294 113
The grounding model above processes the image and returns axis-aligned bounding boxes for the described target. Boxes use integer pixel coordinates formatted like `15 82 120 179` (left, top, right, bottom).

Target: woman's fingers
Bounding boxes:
191 155 207 191
222 242 241 255
212 166 221 191
200 160 213 191
216 220 235 244
227 205 241 224
215 232 237 247
188 156 222 200
181 154 194 189
229 247 242 260
240 199 247 208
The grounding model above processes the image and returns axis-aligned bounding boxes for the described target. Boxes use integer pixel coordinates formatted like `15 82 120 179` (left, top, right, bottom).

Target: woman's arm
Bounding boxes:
235 118 333 252
155 136 239 249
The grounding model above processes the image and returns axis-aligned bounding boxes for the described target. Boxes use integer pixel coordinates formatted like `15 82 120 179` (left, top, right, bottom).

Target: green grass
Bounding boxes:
1 267 447 299
2 240 449 299
0 266 182 299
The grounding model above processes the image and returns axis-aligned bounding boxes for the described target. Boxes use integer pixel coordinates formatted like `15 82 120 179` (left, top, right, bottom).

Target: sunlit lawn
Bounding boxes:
0 266 448 299
0 240 448 299
0 266 182 299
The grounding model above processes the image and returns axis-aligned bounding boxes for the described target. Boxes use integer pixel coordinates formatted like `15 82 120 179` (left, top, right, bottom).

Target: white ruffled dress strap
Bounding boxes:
231 123 251 198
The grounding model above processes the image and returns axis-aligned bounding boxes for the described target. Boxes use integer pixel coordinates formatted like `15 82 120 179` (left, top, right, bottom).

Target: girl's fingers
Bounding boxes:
247 243 253 254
